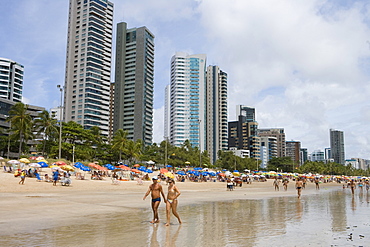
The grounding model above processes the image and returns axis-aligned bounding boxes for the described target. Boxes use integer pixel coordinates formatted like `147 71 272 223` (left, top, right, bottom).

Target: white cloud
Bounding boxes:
197 0 370 158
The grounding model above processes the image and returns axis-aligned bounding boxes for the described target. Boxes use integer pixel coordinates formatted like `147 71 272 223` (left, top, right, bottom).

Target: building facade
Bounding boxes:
260 136 277 168
258 128 286 158
168 52 207 150
228 106 260 160
113 22 155 146
63 0 114 136
0 58 23 102
286 141 301 165
205 65 228 165
310 149 325 162
330 129 345 165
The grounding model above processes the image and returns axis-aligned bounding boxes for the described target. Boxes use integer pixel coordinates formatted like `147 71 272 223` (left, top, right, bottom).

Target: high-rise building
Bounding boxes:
286 141 301 165
168 52 207 150
260 136 277 168
300 148 308 164
113 22 155 146
63 0 114 136
0 58 23 102
258 128 286 157
228 106 260 159
205 65 228 164
330 129 345 165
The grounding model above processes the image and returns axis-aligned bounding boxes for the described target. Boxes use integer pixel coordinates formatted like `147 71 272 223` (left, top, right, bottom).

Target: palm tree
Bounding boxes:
111 129 128 162
34 110 58 156
125 139 142 165
8 102 33 158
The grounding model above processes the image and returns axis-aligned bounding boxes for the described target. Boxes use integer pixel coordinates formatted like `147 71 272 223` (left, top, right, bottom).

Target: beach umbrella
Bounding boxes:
55 161 67 166
147 160 155 165
19 158 30 163
146 169 153 173
37 162 49 168
131 169 141 173
160 168 169 174
164 172 174 178
133 164 140 167
36 156 45 161
7 160 20 164
119 165 131 171
37 159 48 164
166 165 172 168
61 165 75 172
184 161 191 165
30 163 41 168
29 156 37 160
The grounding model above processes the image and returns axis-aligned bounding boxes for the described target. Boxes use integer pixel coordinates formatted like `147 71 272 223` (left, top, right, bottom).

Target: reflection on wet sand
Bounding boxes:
1 189 370 246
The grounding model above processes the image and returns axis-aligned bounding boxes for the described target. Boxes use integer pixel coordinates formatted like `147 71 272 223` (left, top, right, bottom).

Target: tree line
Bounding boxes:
2 102 368 175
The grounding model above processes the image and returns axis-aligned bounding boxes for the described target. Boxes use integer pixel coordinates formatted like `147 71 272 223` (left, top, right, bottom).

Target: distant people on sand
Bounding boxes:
18 170 26 185
315 178 320 190
52 169 59 186
273 178 280 191
296 178 303 199
349 179 356 195
283 179 289 191
165 179 182 226
143 176 166 224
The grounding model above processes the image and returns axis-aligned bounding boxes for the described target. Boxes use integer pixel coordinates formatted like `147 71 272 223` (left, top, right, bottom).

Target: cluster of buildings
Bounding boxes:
1 0 368 169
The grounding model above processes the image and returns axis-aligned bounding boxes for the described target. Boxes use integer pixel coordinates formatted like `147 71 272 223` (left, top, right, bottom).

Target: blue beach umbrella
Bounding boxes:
37 161 48 168
166 165 172 168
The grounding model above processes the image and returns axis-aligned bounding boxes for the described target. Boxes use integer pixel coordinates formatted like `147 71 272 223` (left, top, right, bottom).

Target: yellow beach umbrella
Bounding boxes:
164 172 174 179
37 159 48 164
19 158 30 163
61 165 75 172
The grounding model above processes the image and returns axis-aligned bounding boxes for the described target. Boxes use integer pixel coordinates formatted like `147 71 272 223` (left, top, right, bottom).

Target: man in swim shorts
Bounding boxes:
296 177 303 199
143 176 166 223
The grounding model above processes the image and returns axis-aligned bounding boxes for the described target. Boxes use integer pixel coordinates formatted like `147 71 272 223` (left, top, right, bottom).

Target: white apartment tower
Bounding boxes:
168 52 207 150
0 58 23 102
63 0 114 136
206 65 228 165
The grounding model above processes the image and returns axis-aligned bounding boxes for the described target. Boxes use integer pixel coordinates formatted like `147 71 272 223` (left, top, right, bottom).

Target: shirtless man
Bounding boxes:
165 179 182 226
273 178 280 191
143 176 166 223
296 177 303 199
349 179 356 195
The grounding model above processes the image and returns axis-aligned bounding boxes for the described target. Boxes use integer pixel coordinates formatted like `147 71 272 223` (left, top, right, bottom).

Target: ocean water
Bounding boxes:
1 188 369 247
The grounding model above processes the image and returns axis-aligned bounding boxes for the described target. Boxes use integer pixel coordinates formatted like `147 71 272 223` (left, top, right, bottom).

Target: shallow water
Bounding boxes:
1 189 369 247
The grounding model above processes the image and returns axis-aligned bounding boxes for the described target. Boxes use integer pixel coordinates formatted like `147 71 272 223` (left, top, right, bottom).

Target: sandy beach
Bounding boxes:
0 169 342 236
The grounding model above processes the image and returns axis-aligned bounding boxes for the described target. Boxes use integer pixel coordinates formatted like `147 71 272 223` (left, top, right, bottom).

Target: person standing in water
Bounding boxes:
165 179 182 226
296 177 303 199
143 176 166 223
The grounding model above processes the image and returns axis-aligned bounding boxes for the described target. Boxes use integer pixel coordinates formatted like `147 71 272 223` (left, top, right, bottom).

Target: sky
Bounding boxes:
1 0 370 160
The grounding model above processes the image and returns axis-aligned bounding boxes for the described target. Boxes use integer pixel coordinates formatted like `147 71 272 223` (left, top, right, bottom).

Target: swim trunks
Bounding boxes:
152 197 161 203
296 187 302 189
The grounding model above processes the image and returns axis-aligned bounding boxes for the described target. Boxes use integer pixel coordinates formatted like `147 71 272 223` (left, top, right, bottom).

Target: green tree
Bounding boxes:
267 157 294 172
34 110 58 156
8 102 33 158
125 139 142 165
111 129 128 162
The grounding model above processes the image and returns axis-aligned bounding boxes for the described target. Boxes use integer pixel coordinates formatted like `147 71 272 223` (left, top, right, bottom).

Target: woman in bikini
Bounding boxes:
165 179 182 226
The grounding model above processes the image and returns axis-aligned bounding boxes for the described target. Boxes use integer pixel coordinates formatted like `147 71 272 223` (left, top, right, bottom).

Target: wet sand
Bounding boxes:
0 170 352 246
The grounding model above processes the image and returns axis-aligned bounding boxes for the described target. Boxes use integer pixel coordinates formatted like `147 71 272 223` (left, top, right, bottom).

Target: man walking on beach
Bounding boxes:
143 176 166 223
296 178 303 199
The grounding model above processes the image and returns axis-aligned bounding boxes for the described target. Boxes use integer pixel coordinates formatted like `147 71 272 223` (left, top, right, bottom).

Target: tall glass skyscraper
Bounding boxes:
113 22 155 146
0 58 23 102
168 52 207 150
64 0 114 136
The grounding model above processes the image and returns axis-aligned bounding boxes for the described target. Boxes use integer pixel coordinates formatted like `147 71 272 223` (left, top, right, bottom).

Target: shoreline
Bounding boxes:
0 170 342 236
